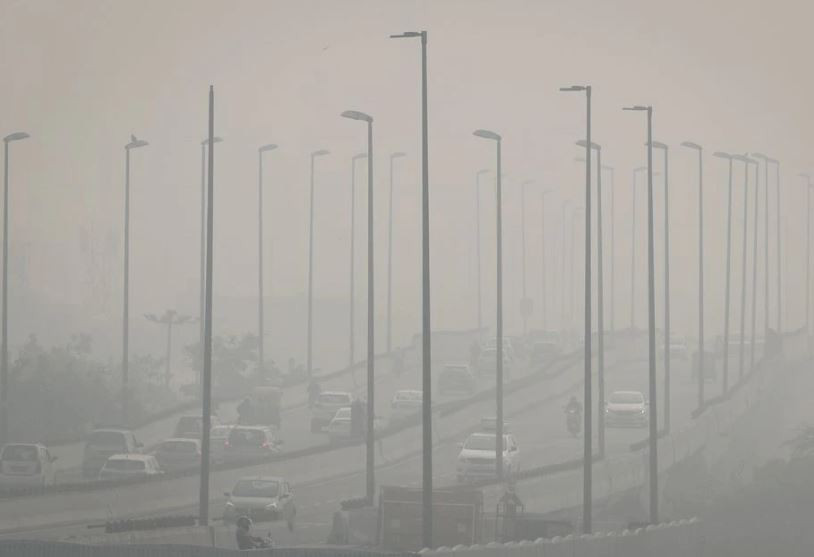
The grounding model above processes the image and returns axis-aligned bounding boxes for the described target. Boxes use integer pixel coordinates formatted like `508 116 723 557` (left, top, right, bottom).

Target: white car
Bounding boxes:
390 390 423 421
325 407 353 441
98 454 162 480
605 390 648 428
0 443 57 489
456 432 520 482
223 476 296 530
311 391 354 432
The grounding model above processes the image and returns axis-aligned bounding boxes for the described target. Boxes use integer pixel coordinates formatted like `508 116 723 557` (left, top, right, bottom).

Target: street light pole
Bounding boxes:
624 104 658 524
560 200 572 333
801 174 812 335
541 189 553 332
388 152 406 353
341 110 376 504
605 165 615 336
752 153 773 344
631 166 646 331
774 160 782 334
747 157 760 371
577 142 606 459
682 142 704 409
349 152 367 368
145 310 194 388
521 180 533 335
562 84 592 533
476 169 489 335
199 85 215 525
390 30 433 549
307 149 329 380
473 129 504 483
714 152 734 394
732 155 752 380
0 132 29 447
199 136 221 388
123 134 148 426
258 144 278 378
650 141 670 433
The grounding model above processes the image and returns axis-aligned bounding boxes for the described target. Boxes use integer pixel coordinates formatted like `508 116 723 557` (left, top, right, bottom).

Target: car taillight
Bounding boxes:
261 441 270 449
224 441 230 448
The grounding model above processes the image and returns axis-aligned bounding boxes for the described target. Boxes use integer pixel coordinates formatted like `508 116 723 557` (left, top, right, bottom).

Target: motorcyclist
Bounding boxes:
565 395 582 416
235 516 270 550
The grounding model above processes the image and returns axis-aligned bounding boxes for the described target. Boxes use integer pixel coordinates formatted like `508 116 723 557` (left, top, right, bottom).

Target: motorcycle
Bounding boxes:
566 407 582 437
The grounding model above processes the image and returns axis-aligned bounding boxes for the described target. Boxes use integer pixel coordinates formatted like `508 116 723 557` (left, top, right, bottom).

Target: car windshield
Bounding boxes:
104 459 145 471
319 393 351 405
1 445 38 461
228 429 267 447
463 434 509 451
159 441 197 453
610 392 644 404
233 479 279 498
87 431 126 448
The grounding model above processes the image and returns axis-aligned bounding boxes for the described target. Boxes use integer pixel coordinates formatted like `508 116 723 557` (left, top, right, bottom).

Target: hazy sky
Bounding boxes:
1 0 811 366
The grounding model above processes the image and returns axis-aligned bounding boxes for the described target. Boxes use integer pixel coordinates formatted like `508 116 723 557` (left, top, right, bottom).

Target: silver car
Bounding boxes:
223 476 296 530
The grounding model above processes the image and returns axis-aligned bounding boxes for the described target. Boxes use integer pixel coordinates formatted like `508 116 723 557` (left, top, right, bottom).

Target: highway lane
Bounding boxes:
0 343 579 534
1 336 708 544
8 339 692 546
47 352 406 480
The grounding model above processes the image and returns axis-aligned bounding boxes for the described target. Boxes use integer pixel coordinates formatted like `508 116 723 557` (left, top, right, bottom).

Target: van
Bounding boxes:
0 443 57 488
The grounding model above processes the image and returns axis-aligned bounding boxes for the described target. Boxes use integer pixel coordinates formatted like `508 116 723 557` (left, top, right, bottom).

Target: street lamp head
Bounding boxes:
390 31 422 39
798 173 811 185
3 132 29 143
476 168 490 178
681 141 702 151
713 151 732 160
560 85 587 92
126 135 148 150
542 188 553 197
391 152 406 159
259 144 278 153
623 105 650 112
201 136 223 146
473 129 501 141
311 149 329 158
647 141 668 150
341 110 373 123
634 166 647 173
352 152 368 162
576 139 600 150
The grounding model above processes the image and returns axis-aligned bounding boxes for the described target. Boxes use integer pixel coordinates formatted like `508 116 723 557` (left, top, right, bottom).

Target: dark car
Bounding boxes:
82 429 142 479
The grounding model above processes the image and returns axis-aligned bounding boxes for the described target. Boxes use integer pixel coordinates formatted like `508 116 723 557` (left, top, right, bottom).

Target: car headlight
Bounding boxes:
265 502 278 510
225 501 234 508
